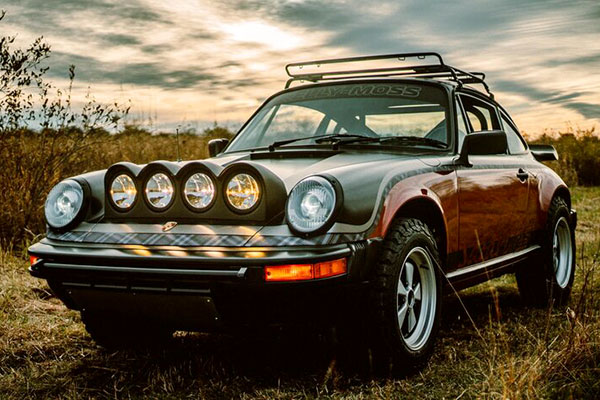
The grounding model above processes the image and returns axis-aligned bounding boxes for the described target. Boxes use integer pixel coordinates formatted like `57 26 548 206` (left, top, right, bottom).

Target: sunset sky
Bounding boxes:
3 0 599 136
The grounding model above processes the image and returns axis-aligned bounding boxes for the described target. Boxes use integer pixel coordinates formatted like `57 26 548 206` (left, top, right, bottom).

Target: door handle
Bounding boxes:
517 168 529 182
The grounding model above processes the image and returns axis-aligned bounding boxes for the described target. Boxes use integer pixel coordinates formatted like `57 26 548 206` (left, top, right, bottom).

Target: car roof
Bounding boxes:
283 77 493 102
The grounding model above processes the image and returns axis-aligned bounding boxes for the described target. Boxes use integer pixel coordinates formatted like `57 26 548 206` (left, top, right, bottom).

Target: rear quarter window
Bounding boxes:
501 114 527 154
459 94 500 132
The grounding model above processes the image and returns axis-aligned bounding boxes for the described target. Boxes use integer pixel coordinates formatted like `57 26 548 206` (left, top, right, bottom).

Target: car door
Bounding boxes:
499 110 544 239
455 94 529 269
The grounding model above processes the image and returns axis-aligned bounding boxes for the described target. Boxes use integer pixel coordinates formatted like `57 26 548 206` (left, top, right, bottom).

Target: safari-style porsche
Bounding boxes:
28 53 576 371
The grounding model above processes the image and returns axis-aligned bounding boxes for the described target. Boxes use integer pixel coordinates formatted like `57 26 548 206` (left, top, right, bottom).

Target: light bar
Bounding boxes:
264 258 347 282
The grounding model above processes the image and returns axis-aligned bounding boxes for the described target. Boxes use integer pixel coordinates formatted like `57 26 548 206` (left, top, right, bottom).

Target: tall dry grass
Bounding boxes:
0 125 233 249
1 186 598 398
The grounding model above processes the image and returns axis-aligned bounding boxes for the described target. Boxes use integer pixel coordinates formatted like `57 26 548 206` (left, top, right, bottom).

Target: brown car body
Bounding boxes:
372 151 571 289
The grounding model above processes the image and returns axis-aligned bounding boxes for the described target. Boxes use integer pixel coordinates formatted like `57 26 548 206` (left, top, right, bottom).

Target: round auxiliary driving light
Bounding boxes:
184 173 215 210
145 172 174 209
110 174 137 209
225 173 260 211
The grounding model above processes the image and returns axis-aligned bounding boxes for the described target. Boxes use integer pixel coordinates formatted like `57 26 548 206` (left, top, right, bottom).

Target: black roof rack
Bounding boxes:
284 52 493 97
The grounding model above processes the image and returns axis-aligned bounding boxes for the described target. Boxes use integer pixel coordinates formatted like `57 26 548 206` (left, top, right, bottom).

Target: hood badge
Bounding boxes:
162 221 177 232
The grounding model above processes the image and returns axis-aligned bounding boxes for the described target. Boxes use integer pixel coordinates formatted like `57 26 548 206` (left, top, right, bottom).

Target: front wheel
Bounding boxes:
369 218 442 375
517 196 576 307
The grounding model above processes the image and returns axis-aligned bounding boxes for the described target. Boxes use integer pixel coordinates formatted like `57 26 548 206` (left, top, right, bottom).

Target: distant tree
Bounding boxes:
202 122 234 139
532 127 600 186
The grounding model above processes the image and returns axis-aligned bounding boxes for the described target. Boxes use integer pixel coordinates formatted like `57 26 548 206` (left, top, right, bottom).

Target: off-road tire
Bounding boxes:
81 311 173 350
369 218 442 376
516 196 575 308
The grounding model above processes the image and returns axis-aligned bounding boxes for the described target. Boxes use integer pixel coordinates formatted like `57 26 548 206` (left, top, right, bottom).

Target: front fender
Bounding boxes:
369 171 457 258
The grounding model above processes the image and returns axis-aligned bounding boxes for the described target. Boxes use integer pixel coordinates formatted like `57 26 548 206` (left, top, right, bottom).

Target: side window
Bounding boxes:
455 99 468 149
501 115 527 154
459 94 500 132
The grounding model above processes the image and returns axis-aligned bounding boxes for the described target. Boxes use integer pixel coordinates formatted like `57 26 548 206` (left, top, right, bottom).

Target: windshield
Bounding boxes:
226 82 450 153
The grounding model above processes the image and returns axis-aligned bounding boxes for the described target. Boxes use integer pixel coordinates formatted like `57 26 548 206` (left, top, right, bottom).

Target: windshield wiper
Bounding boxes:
268 133 447 151
378 136 448 149
268 133 374 151
322 135 448 149
314 133 376 144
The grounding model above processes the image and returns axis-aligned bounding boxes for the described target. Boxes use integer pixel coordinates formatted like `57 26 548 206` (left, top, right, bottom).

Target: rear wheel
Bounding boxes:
81 311 173 350
369 218 442 375
517 196 575 307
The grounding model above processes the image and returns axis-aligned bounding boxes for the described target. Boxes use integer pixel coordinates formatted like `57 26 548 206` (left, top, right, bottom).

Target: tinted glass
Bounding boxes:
227 83 449 152
501 115 527 154
459 94 500 132
456 99 468 149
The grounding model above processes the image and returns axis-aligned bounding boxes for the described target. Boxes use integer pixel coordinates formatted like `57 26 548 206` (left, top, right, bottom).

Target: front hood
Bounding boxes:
214 149 438 188
213 149 442 225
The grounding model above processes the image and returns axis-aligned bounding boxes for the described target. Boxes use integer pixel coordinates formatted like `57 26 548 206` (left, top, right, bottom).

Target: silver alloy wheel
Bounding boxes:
396 247 437 351
553 216 573 288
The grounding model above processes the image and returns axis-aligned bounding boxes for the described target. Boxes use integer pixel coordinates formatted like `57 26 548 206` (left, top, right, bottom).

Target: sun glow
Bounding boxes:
222 21 302 51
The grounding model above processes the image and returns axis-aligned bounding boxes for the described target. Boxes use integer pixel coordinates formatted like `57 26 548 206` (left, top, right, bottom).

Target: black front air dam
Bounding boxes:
28 238 381 329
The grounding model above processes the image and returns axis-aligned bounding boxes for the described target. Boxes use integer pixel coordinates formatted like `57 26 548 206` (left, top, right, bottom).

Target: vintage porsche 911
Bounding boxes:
28 53 576 371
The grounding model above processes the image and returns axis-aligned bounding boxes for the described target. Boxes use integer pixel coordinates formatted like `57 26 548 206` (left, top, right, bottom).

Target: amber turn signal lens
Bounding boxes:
264 264 313 281
29 256 39 266
264 258 347 282
314 258 347 279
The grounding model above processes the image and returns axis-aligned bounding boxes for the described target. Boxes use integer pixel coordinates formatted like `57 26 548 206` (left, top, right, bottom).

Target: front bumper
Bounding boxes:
28 238 379 330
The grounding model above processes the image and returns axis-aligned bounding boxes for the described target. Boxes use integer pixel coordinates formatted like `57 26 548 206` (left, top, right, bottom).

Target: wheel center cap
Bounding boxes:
407 289 415 307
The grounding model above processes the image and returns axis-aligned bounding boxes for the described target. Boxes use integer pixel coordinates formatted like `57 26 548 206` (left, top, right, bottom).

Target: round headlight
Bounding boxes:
286 176 337 234
226 173 260 211
145 173 174 209
184 173 215 210
110 174 137 209
45 179 85 229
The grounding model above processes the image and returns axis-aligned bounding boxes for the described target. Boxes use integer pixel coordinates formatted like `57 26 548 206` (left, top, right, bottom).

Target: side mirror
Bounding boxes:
208 138 229 157
458 130 508 166
529 144 558 162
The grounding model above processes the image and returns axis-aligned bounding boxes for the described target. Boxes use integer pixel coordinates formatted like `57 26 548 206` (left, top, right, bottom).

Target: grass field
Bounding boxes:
1 187 599 399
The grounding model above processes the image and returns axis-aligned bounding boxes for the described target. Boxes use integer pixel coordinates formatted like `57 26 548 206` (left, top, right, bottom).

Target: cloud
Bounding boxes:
546 93 591 104
140 44 174 54
12 0 170 25
1 0 598 132
50 52 216 88
564 102 600 120
547 54 600 67
494 79 599 121
101 33 141 46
